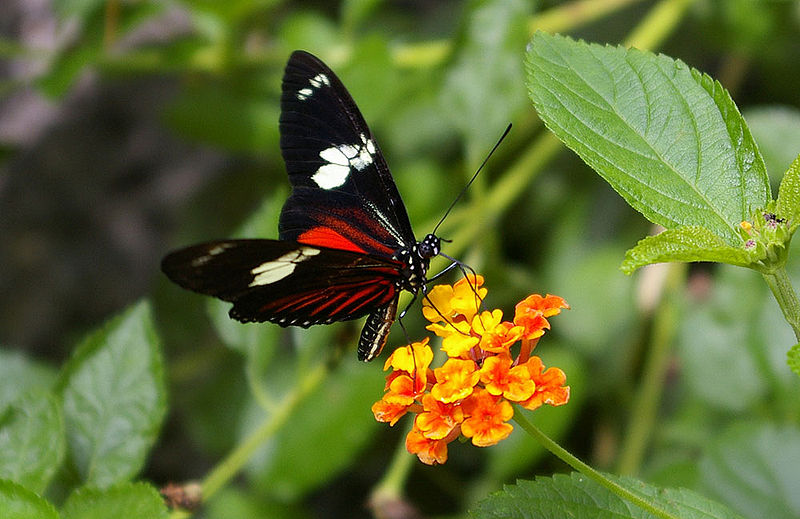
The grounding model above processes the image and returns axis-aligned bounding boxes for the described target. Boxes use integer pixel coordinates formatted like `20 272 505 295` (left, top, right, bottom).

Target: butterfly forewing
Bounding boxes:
278 51 416 255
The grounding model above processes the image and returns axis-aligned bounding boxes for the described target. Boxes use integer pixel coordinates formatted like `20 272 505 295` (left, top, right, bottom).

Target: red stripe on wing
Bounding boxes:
296 210 397 257
297 227 367 253
257 278 397 324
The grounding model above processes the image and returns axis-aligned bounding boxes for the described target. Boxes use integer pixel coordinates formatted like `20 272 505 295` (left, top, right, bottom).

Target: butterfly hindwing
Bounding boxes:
161 240 402 327
278 50 415 256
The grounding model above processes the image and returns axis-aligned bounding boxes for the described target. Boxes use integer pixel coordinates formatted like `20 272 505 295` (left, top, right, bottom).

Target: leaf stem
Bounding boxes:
762 267 800 342
513 410 680 519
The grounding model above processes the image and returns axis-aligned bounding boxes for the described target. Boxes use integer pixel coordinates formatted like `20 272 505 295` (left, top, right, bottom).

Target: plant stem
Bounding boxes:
763 267 800 342
513 410 680 519
170 361 329 519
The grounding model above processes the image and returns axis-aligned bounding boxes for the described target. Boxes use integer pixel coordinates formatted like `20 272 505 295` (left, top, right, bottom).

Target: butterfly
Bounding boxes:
162 50 448 362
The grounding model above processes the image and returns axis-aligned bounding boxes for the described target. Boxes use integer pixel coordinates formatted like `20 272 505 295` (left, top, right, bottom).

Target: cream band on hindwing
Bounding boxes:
249 247 321 287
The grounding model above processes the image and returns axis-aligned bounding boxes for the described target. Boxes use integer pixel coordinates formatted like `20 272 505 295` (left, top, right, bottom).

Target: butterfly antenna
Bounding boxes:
432 123 512 235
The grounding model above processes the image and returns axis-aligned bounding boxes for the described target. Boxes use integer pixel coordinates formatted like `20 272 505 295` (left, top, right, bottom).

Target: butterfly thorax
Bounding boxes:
395 233 440 293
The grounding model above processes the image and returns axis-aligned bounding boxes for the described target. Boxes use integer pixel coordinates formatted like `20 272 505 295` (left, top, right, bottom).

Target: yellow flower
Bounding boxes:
479 355 535 402
405 426 449 465
460 388 514 447
371 275 570 464
431 358 480 403
415 394 464 440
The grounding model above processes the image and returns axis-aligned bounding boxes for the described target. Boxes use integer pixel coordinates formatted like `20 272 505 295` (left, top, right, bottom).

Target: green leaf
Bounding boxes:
471 472 744 519
0 479 59 519
621 226 755 274
775 152 800 231
0 391 65 493
789 343 800 378
61 482 168 519
700 422 800 519
441 0 530 162
526 32 769 245
59 301 166 489
0 349 57 412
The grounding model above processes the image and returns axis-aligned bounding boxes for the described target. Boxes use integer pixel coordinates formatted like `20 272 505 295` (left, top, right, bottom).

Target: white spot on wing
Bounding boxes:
312 137 376 189
297 74 331 101
249 247 321 286
310 73 330 88
312 163 351 189
319 147 350 165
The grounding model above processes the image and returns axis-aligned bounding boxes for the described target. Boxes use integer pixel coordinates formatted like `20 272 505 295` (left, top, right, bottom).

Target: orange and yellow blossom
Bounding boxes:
479 355 535 402
372 276 570 465
460 388 514 447
431 359 480 403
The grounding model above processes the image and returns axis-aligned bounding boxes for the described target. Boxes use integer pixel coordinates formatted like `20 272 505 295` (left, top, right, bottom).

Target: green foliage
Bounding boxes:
526 32 769 246
0 480 59 519
0 302 167 516
5 1 800 518
471 472 745 519
58 301 167 489
622 226 755 274
61 483 170 519
0 391 64 493
776 153 800 232
699 423 800 519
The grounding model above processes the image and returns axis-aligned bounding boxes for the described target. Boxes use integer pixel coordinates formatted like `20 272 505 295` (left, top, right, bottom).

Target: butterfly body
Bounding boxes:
162 51 443 361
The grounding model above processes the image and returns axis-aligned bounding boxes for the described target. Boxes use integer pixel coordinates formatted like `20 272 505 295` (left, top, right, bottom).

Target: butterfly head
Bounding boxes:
418 233 441 260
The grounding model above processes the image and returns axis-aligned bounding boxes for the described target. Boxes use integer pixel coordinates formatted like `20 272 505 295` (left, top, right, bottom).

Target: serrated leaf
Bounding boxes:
0 391 64 493
59 301 166 489
621 226 754 274
775 152 800 230
61 482 168 519
789 343 800 378
0 479 59 519
700 422 800 519
526 32 769 245
0 349 57 412
471 472 745 519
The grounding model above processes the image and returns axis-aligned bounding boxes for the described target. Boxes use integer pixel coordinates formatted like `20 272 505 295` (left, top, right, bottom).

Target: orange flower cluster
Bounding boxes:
371 275 570 465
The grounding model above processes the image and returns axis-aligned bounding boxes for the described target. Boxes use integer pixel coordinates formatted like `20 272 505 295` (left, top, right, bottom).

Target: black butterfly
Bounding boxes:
162 50 445 362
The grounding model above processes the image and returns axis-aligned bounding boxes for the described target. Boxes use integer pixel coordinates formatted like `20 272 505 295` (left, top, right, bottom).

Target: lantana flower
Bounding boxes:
372 274 570 464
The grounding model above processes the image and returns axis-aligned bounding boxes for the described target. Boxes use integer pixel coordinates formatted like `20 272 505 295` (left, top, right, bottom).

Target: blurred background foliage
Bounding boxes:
2 0 800 517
